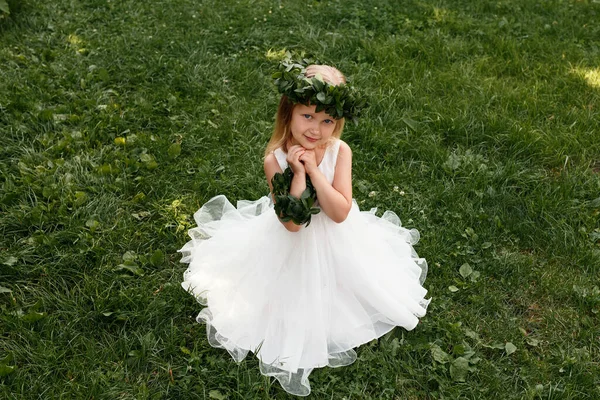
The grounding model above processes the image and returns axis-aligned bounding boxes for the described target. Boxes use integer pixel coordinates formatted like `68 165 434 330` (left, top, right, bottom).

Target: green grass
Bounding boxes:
1 0 599 398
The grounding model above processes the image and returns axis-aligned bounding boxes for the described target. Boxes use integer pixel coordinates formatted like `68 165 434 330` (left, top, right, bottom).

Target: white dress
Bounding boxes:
179 139 429 396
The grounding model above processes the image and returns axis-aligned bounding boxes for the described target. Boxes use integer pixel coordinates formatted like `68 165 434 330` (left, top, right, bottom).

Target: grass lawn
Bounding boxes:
1 0 599 398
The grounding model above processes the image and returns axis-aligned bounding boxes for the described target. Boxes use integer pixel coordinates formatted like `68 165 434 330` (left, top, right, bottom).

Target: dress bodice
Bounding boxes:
272 139 341 184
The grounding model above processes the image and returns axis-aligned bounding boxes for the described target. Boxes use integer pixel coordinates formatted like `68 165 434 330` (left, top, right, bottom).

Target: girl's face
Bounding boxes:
289 104 337 149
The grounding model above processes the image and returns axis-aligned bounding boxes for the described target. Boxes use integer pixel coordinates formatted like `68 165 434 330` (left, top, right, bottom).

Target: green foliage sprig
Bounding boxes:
272 59 367 125
271 167 320 227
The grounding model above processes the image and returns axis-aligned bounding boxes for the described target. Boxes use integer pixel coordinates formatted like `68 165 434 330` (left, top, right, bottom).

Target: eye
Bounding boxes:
323 119 334 124
303 114 312 119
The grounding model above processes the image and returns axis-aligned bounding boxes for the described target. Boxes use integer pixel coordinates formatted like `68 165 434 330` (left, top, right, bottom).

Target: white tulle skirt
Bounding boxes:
179 195 429 396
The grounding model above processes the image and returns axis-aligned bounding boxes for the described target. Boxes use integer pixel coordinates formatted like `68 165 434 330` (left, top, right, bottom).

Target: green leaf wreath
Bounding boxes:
271 167 320 227
272 58 367 125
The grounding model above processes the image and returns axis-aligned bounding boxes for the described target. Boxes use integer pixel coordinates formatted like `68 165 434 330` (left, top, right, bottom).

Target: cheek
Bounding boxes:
289 118 302 133
291 116 307 130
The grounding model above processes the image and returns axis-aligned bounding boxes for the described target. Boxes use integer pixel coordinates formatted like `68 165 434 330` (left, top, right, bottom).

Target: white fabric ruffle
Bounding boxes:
180 194 429 396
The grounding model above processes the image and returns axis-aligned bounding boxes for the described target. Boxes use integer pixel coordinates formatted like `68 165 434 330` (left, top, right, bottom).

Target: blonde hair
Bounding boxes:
265 65 347 156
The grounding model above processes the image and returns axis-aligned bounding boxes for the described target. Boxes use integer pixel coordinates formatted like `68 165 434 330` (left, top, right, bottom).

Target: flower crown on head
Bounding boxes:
272 58 367 125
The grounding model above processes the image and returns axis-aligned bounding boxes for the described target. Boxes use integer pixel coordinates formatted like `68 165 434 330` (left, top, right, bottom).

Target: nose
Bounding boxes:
309 122 320 135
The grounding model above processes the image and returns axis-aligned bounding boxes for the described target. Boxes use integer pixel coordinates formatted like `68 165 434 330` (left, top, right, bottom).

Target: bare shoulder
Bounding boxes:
338 139 352 155
263 152 278 169
263 152 283 181
337 139 352 162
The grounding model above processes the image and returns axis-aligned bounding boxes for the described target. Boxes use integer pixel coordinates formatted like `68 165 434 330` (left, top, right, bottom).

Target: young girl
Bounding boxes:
179 61 429 396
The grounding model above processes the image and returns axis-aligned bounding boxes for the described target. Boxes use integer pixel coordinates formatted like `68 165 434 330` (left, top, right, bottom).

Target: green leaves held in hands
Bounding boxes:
272 58 367 125
271 167 320 227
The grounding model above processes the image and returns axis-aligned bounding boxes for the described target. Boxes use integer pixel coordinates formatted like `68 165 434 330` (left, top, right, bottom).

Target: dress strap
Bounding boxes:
325 139 341 168
318 139 341 184
273 148 289 171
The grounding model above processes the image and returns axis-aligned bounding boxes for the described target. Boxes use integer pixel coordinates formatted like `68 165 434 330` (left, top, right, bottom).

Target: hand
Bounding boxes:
286 144 306 175
299 149 318 175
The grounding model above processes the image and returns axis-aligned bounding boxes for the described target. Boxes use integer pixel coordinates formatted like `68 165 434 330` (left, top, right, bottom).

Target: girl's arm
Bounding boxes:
264 153 306 232
302 141 353 223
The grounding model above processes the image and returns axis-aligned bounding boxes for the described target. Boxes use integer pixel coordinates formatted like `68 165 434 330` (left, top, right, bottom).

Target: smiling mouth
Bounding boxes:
305 136 318 143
